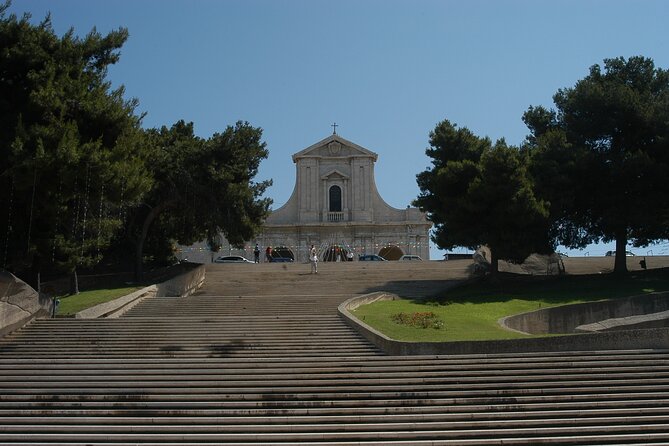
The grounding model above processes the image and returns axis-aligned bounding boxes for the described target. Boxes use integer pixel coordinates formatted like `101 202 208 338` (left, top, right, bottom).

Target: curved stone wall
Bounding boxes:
339 292 669 355
501 291 669 335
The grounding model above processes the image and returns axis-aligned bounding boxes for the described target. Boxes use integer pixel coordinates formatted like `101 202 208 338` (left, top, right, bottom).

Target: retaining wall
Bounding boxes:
501 291 669 334
339 292 669 355
1 264 206 336
75 264 206 319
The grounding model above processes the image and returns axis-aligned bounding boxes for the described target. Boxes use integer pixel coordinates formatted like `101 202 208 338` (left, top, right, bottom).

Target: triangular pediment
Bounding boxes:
292 134 378 162
321 168 350 180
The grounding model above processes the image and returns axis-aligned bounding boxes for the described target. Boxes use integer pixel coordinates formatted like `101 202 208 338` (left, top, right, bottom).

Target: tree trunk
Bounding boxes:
489 249 499 281
614 231 628 274
69 269 79 295
134 236 145 282
134 202 170 281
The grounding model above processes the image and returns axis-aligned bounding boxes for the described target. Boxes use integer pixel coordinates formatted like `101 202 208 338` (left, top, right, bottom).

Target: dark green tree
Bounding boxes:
415 120 550 276
129 120 272 279
525 56 669 273
523 108 593 250
0 4 149 290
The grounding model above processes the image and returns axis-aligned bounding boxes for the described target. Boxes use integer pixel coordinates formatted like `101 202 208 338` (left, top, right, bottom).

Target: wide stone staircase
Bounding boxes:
1 262 669 444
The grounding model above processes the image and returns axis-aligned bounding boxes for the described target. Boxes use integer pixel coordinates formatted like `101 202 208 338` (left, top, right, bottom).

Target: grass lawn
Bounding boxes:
56 286 143 316
351 268 669 342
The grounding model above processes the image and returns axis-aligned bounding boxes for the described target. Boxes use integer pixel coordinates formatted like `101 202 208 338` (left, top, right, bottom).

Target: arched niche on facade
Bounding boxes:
379 245 404 261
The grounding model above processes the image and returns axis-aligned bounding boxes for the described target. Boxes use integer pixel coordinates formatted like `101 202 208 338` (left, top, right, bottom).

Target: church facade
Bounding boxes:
256 133 431 262
179 133 431 262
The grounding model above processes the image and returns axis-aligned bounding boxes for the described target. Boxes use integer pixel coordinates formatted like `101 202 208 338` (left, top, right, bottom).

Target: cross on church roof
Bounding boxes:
331 122 338 135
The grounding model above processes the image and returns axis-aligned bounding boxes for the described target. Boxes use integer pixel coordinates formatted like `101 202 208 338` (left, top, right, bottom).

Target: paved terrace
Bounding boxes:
1 258 669 444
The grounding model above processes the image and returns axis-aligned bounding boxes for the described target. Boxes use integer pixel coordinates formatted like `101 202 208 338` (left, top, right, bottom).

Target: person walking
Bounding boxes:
310 245 318 274
253 244 260 263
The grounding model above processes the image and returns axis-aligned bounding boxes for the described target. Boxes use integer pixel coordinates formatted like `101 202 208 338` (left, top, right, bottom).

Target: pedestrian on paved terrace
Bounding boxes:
254 244 260 263
310 245 318 274
266 246 272 263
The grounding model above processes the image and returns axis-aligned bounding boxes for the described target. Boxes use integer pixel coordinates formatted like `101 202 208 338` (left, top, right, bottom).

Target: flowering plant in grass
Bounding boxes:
391 311 445 329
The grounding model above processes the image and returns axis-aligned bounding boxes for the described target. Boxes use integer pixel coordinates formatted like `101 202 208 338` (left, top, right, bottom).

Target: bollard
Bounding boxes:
51 297 60 318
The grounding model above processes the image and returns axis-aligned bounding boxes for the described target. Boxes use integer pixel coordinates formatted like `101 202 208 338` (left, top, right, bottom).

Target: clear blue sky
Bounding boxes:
8 0 669 257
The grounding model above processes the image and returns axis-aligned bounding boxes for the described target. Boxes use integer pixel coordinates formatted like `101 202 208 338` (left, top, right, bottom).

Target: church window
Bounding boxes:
329 185 342 212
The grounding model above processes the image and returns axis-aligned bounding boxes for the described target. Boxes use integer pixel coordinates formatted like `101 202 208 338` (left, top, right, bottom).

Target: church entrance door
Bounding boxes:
270 246 294 261
323 244 350 262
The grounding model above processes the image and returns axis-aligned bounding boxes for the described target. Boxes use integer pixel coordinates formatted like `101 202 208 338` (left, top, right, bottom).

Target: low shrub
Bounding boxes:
391 311 444 329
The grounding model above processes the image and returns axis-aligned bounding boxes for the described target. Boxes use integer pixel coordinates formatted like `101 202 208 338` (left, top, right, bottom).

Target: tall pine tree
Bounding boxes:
0 4 149 289
525 56 669 273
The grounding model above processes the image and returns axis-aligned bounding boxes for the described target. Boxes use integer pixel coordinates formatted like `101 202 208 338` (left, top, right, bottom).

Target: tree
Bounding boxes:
523 108 594 251
525 56 669 273
0 4 149 290
415 120 550 276
129 120 272 279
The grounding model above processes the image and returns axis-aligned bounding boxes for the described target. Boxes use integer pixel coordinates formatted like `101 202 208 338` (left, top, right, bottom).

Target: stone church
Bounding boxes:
180 133 431 262
256 133 431 262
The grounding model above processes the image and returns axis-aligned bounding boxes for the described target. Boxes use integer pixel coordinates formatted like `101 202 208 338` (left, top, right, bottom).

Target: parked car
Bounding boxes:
359 254 387 261
399 255 423 261
270 256 294 263
214 255 254 264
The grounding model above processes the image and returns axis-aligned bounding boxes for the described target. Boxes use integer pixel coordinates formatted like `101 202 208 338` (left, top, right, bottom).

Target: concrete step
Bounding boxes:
3 271 669 444
123 294 355 317
0 311 383 359
3 394 669 412
1 427 669 444
194 261 472 300
3 366 669 381
3 419 669 436
1 438 669 446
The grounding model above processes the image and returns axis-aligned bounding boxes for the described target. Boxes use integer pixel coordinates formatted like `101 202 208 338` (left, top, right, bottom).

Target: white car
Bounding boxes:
214 255 254 264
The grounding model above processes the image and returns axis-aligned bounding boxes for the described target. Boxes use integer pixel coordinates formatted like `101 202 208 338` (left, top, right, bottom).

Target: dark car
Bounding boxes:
270 256 294 263
399 255 423 261
214 255 254 264
359 254 387 261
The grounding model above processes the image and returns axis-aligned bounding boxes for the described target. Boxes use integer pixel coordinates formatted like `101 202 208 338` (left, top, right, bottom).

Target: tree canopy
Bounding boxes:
0 4 150 286
129 120 272 279
1 4 272 288
525 56 669 273
415 120 550 275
